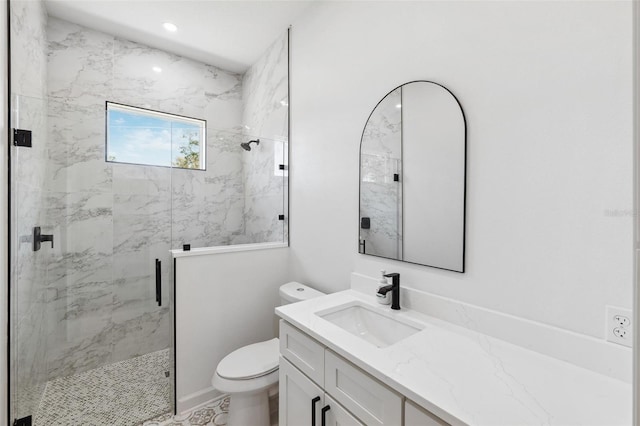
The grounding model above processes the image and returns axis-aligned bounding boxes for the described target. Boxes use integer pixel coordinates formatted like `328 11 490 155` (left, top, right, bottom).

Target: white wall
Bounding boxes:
289 1 633 341
175 247 290 413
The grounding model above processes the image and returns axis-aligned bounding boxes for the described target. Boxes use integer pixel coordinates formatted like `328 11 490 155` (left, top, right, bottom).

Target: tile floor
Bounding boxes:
35 349 171 426
140 397 230 426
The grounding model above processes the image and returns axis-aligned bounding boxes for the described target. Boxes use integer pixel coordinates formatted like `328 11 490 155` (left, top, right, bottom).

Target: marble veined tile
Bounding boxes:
240 32 289 244
47 100 112 194
241 33 288 141
361 87 402 157
113 38 206 115
112 37 242 130
242 150 284 197
47 17 114 105
63 192 114 255
113 194 172 259
10 0 48 99
112 163 172 196
45 320 115 381
244 194 285 244
111 307 171 364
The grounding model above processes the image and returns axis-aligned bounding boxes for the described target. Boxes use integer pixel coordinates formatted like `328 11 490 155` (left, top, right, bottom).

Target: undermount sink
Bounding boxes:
316 302 424 348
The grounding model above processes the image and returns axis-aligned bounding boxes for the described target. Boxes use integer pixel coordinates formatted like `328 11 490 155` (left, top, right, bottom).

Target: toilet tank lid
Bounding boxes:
279 281 325 302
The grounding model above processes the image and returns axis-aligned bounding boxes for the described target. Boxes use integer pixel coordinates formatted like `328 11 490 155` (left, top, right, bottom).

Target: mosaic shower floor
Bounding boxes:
35 349 171 426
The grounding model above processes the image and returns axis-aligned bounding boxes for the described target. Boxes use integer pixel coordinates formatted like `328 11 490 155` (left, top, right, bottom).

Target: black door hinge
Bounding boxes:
14 415 32 426
13 129 32 147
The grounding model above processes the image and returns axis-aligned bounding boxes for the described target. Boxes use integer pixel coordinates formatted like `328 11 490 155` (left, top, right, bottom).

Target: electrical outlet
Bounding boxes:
613 327 628 339
606 305 633 347
614 315 631 327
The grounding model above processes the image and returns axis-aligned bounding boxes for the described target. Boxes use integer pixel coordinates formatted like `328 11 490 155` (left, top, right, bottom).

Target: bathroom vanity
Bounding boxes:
279 320 445 425
276 283 631 425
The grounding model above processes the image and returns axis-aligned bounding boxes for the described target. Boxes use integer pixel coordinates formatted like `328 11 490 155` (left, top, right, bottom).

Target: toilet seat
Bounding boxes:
217 338 279 380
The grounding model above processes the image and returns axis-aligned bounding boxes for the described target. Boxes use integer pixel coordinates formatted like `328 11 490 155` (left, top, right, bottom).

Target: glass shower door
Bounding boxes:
9 1 175 421
10 109 175 425
111 162 174 422
10 92 52 424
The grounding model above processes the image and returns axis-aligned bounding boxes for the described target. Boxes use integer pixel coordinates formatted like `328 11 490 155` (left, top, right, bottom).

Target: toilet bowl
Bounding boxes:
212 282 325 426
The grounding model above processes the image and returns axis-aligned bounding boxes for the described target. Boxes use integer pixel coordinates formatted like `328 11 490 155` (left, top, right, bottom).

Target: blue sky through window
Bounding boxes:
106 104 205 169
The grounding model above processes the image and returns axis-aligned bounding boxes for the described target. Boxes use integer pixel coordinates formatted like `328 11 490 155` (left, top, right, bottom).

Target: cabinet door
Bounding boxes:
280 356 324 426
405 400 449 426
280 320 325 386
324 350 402 426
323 394 365 426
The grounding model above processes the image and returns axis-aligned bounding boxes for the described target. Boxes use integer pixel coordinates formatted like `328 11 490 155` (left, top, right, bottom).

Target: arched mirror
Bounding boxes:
358 81 466 272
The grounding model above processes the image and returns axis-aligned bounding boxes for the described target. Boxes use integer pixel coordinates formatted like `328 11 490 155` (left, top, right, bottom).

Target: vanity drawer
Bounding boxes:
324 394 365 426
324 350 402 426
280 320 325 386
405 399 449 426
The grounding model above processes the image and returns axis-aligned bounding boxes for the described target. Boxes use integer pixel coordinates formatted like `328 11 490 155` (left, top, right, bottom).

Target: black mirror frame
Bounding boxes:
357 80 468 273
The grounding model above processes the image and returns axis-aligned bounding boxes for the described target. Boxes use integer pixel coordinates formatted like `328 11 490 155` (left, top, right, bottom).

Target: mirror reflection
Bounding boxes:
359 81 466 272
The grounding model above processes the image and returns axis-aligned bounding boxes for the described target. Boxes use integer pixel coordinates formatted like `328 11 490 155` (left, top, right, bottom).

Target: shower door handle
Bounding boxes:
155 259 162 306
33 226 54 251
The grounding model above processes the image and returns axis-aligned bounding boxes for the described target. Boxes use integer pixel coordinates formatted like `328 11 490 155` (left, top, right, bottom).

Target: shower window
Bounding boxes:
106 102 207 170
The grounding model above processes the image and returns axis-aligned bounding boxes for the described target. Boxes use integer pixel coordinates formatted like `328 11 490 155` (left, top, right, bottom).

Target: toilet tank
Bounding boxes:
279 282 325 305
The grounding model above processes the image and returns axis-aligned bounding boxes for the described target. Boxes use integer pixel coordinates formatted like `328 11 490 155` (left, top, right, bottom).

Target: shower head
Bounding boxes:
241 139 260 151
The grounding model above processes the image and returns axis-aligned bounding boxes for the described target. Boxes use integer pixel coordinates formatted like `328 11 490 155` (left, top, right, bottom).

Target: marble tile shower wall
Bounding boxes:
359 88 402 259
44 17 250 380
10 0 51 418
241 34 289 243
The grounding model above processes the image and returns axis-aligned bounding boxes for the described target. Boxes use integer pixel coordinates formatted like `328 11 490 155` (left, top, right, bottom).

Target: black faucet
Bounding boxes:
378 272 400 310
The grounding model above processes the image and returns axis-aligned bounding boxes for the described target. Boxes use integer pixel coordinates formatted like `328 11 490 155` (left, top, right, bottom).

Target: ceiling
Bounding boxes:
44 0 316 73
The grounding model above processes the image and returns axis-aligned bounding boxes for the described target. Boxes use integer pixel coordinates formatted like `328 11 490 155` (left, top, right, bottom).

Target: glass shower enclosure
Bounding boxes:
9 1 174 423
8 0 289 424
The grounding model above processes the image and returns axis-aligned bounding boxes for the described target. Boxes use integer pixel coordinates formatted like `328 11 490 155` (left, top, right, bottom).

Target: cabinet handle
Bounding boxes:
321 405 331 426
311 396 321 426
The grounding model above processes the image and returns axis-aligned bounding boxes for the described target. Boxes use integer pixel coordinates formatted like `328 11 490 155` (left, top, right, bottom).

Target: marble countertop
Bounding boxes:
275 290 632 426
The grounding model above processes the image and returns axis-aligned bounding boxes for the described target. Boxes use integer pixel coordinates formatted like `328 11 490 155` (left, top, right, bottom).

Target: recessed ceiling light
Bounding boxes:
152 66 162 73
163 22 178 32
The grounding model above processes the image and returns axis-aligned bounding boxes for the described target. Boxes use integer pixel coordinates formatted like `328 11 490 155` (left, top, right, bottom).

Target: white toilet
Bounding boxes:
212 282 325 426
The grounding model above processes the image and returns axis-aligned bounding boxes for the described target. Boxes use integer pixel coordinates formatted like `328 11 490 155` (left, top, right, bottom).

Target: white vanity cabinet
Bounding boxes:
279 356 326 426
280 357 364 426
279 320 448 426
405 400 448 426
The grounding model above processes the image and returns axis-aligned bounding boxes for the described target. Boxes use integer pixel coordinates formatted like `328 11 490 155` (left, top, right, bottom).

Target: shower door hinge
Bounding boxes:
13 129 32 147
14 415 32 426
279 164 287 170
278 214 285 220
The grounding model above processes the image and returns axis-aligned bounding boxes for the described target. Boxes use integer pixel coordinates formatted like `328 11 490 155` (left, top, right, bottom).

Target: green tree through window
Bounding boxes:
106 102 206 170
173 132 201 169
